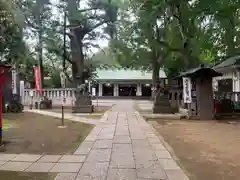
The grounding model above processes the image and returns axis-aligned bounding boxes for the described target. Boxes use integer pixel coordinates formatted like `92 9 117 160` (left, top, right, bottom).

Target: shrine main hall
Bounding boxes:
93 68 167 97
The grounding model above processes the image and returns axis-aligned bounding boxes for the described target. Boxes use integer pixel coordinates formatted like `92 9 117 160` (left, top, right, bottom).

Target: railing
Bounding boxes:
24 88 76 106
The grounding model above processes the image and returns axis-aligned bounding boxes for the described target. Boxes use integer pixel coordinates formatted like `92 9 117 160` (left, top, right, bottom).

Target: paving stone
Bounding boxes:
74 141 94 155
136 160 167 179
97 133 114 140
130 133 146 140
113 135 131 144
155 150 172 159
158 159 180 170
11 154 42 162
115 126 129 136
38 155 62 162
86 149 111 162
54 173 77 180
93 140 113 149
0 161 7 165
84 135 98 141
133 148 158 161
0 162 32 171
59 155 86 163
132 140 151 148
25 162 55 172
0 154 17 161
165 169 189 180
50 163 82 173
76 162 109 180
148 137 161 144
110 144 135 168
151 143 166 150
107 168 137 180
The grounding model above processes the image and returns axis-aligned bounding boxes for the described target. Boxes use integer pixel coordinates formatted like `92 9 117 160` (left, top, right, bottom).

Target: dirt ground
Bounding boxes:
1 112 93 154
0 171 56 180
150 119 240 180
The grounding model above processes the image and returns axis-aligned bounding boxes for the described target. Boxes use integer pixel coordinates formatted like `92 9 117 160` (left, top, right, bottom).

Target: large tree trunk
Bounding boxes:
69 31 84 88
68 0 85 88
151 59 160 99
36 0 44 90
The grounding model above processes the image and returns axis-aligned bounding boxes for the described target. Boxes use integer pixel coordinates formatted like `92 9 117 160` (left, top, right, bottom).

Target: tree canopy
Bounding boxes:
0 0 239 89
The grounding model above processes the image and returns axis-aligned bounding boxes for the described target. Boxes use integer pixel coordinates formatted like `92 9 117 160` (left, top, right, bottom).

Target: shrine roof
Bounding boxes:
96 68 166 80
177 66 222 79
213 55 240 71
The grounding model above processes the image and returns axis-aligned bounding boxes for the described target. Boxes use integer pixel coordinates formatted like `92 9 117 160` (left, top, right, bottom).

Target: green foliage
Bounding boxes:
111 0 240 75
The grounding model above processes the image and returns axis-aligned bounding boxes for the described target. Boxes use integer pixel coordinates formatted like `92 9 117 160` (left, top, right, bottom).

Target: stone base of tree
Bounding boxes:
35 99 52 110
72 92 94 113
72 105 94 113
152 106 178 114
153 92 178 114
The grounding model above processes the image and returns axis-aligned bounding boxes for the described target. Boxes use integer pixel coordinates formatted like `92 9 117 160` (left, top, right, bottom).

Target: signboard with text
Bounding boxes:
183 77 192 103
12 69 17 94
92 87 96 96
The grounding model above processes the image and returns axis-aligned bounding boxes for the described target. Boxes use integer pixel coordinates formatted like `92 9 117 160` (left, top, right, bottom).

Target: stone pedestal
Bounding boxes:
153 92 178 114
72 91 94 113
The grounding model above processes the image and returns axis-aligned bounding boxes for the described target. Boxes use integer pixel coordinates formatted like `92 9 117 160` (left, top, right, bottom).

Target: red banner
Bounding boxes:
34 66 41 94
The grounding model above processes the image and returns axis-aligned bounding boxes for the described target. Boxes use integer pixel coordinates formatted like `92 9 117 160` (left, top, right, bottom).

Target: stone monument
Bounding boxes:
72 84 94 113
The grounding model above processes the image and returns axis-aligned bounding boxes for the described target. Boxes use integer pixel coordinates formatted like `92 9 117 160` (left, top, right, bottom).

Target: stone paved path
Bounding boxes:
0 100 189 180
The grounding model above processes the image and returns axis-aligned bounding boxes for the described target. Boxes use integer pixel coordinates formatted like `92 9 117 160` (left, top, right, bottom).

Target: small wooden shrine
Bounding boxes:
177 65 222 120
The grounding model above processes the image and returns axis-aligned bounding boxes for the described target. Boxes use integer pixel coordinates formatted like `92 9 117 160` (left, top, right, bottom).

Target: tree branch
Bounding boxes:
85 19 109 34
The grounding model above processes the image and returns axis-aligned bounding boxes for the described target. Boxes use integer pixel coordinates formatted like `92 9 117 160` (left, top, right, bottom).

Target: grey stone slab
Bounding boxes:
113 135 131 144
165 169 189 180
59 155 86 163
151 143 166 150
110 144 135 169
38 155 62 163
54 173 77 180
76 162 109 180
93 140 113 149
86 149 112 162
155 150 172 159
0 162 32 171
50 163 82 173
136 160 167 179
133 148 158 162
130 134 146 140
11 154 42 162
107 168 137 180
145 133 158 138
74 141 94 155
148 137 161 144
115 126 129 136
97 133 114 140
84 135 97 141
0 154 17 161
0 161 7 165
25 162 56 172
115 131 129 136
158 159 180 170
132 140 151 148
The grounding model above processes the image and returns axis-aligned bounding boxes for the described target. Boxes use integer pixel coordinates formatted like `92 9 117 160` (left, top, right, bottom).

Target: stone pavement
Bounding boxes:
0 100 189 180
